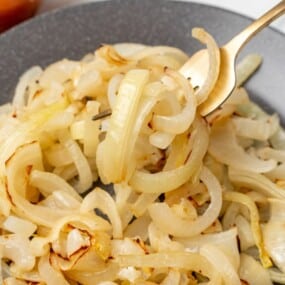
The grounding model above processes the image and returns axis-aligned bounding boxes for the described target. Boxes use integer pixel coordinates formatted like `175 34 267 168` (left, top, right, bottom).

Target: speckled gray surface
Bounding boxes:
0 0 284 121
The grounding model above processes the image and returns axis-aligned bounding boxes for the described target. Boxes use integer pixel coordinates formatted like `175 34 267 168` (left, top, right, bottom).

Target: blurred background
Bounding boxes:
1 0 285 33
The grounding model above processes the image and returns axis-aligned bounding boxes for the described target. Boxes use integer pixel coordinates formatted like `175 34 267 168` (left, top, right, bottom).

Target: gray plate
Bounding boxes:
0 0 284 282
0 0 284 123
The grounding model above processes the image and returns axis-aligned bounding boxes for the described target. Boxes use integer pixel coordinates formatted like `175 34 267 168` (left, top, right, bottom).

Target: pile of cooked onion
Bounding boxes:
0 28 285 285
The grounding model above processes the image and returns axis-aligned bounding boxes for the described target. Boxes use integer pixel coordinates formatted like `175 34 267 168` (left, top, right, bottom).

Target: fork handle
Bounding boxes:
224 0 285 56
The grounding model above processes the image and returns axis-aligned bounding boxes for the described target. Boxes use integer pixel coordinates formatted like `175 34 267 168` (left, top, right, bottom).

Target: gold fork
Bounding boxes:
179 0 285 116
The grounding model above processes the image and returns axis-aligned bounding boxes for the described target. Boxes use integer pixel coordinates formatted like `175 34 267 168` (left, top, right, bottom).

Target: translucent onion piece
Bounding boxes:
229 167 285 199
124 214 151 240
9 270 41 282
30 169 82 201
51 231 111 272
139 54 183 71
40 191 80 210
130 117 208 193
0 102 13 117
66 262 119 285
148 167 222 237
258 147 285 163
66 228 91 257
42 110 74 132
107 73 124 109
161 269 180 285
81 188 123 238
176 228 239 270
111 238 145 257
269 268 285 284
70 120 85 141
209 121 276 173
84 101 101 158
53 164 78 182
58 130 93 193
148 223 184 252
270 127 285 150
152 87 181 115
128 46 189 63
200 244 241 285
114 183 133 212
75 69 103 99
0 117 19 146
96 45 131 66
114 43 147 58
13 66 43 108
162 130 193 172
123 81 166 169
266 163 285 180
5 141 43 196
45 143 73 167
5 142 76 227
0 234 35 271
223 191 272 268
235 99 268 119
131 193 159 218
268 198 285 222
39 59 79 88
7 198 72 228
151 69 197 135
149 131 175 149
170 198 197 220
2 215 36 237
113 184 134 229
235 215 255 251
0 98 68 172
38 254 70 285
246 191 268 204
96 69 150 184
3 278 28 285
236 54 262 87
117 266 142 283
117 252 222 284
263 221 285 273
232 115 279 141
191 27 220 104
31 218 109 260
222 202 240 230
239 253 272 285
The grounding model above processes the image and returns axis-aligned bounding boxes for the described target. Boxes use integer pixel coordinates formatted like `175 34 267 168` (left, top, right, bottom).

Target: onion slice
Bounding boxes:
130 117 209 193
148 167 222 237
239 253 272 285
151 69 197 135
192 28 220 104
117 252 222 284
229 167 285 199
96 69 150 184
81 188 123 238
223 191 272 268
209 121 276 173
200 244 241 285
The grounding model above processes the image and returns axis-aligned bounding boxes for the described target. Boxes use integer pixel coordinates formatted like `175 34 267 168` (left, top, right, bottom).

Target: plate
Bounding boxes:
0 0 284 123
0 0 284 283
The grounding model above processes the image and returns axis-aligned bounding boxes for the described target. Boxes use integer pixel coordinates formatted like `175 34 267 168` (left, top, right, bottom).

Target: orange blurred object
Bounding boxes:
0 0 40 32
